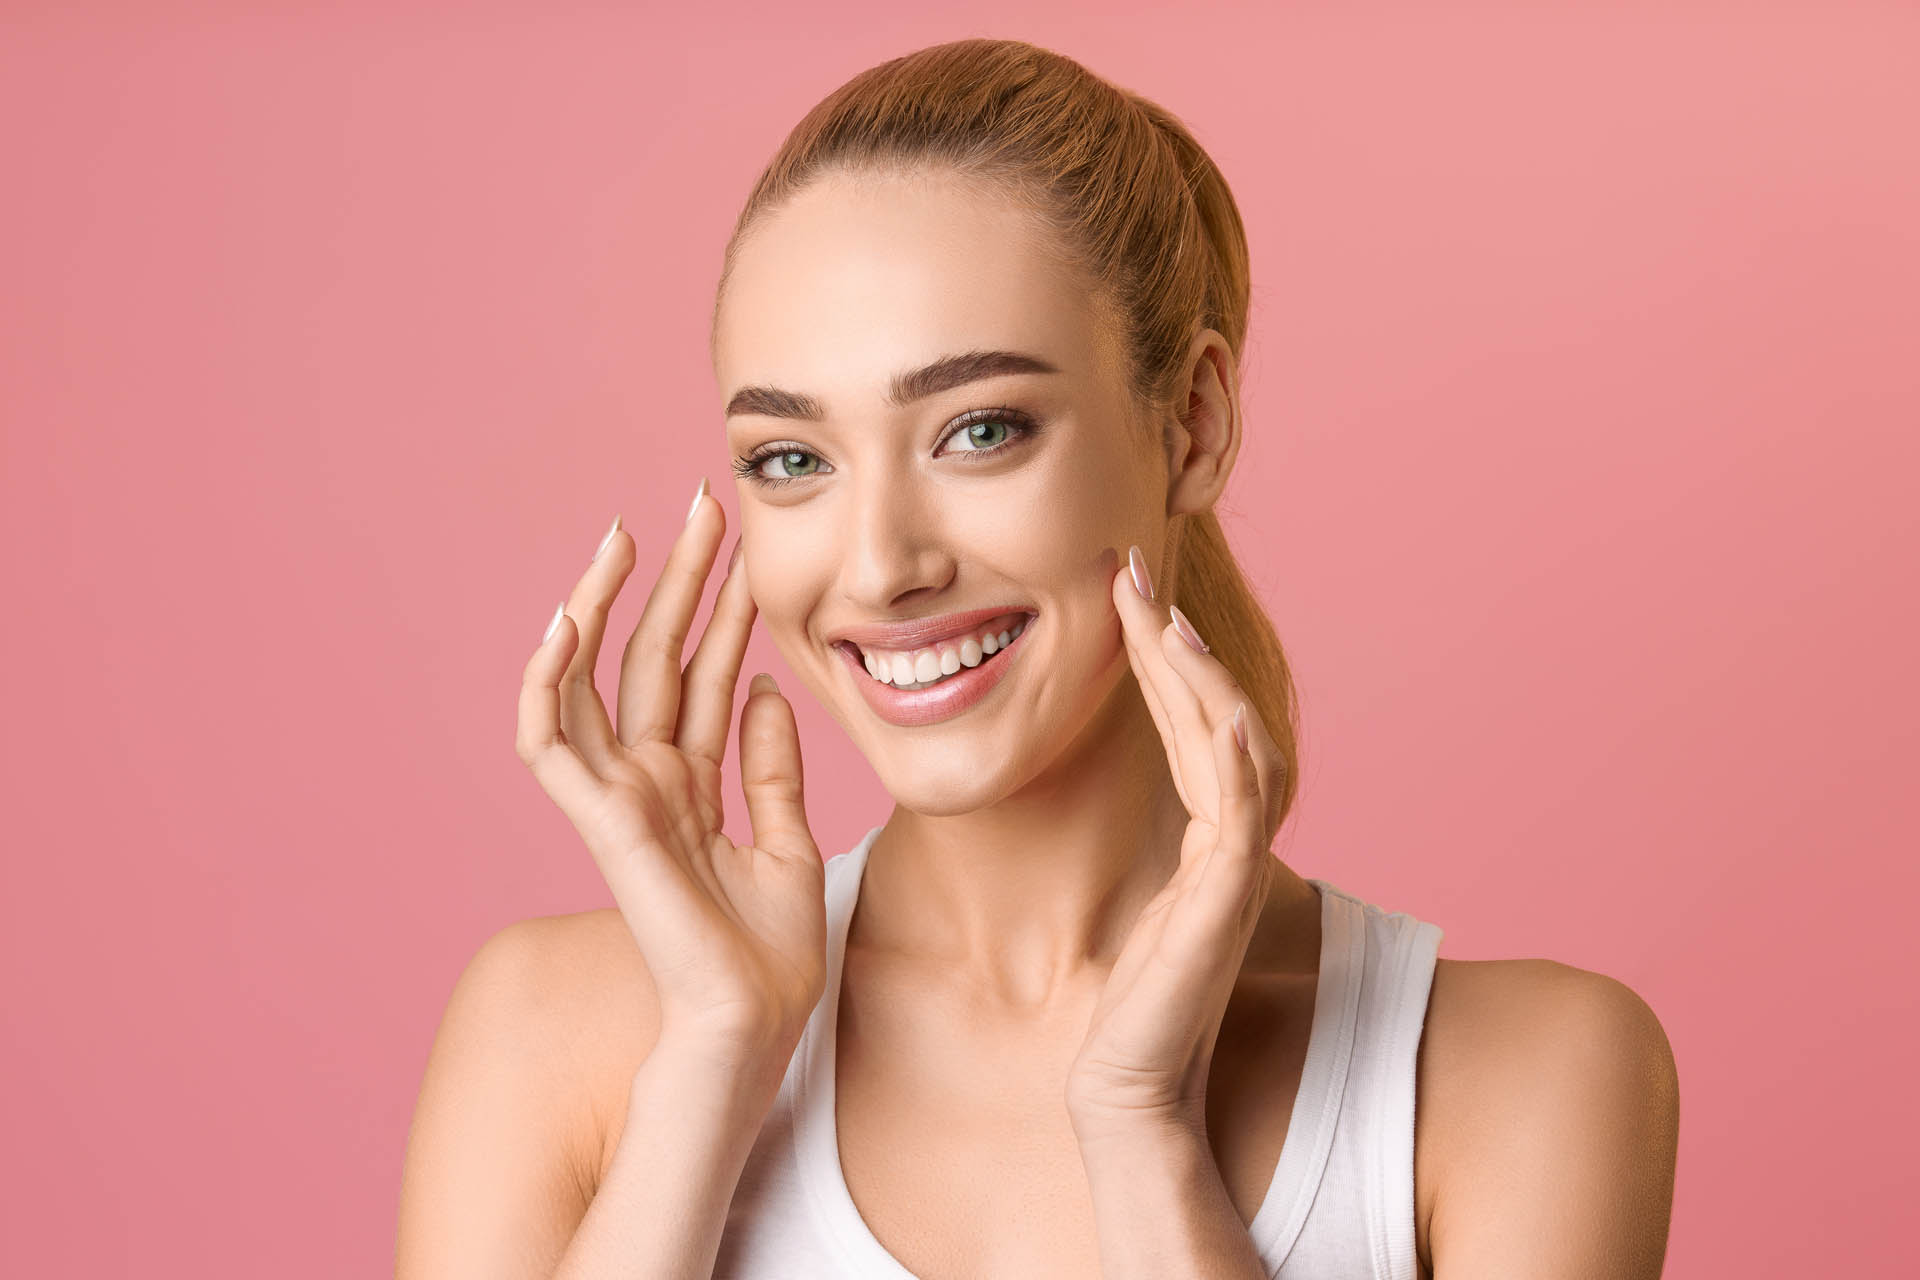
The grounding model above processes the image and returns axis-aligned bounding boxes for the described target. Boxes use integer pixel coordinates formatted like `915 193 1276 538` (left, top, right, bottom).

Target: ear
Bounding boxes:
1164 328 1242 519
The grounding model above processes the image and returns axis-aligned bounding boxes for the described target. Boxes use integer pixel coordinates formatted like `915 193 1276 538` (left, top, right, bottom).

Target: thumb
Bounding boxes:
738 672 817 864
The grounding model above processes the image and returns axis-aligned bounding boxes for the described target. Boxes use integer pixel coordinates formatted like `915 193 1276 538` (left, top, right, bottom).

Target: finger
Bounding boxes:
1157 603 1263 747
676 536 756 766
515 605 611 820
1185 705 1272 943
554 514 636 764
1151 607 1212 744
1111 563 1188 803
1156 602 1281 827
737 672 818 864
617 479 726 747
1112 555 1191 761
1112 551 1210 790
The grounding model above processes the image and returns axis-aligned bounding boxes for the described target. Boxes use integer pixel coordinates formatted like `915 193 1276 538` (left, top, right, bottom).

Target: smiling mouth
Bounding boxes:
837 610 1034 691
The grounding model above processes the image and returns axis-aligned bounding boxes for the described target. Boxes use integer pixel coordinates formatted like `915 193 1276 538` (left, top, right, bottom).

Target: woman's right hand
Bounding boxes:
514 481 826 1070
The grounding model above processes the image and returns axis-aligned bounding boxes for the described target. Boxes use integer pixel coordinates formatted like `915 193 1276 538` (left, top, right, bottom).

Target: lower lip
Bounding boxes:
836 616 1034 728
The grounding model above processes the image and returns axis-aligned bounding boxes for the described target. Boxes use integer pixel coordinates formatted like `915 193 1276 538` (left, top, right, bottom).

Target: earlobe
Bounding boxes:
1165 330 1243 518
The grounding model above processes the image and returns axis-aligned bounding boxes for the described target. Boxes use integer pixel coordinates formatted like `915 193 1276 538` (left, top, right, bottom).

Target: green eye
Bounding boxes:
763 450 820 479
940 407 1037 456
954 419 1011 451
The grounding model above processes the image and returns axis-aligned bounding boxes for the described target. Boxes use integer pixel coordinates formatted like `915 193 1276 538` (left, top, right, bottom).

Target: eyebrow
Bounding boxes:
724 349 1062 421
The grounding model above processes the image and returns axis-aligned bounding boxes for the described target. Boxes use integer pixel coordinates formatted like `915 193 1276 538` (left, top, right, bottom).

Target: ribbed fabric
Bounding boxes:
712 825 1444 1279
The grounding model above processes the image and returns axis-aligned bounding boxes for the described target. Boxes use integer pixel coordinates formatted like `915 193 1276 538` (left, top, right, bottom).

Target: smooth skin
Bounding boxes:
396 166 1679 1278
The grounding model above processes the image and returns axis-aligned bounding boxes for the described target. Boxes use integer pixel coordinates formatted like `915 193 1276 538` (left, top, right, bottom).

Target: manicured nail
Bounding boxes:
1128 544 1155 601
749 672 779 695
1233 701 1249 754
1170 604 1209 653
686 476 709 525
541 601 566 645
593 513 622 562
728 536 743 571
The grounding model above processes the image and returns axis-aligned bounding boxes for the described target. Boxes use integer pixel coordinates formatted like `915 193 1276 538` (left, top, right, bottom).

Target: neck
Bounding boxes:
851 673 1204 1010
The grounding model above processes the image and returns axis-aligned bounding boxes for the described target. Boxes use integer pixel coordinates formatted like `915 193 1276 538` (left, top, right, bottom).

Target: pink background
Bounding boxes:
3 3 1914 1275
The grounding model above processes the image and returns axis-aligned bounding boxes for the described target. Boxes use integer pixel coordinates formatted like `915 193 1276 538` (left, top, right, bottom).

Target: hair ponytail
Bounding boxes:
1132 92 1300 826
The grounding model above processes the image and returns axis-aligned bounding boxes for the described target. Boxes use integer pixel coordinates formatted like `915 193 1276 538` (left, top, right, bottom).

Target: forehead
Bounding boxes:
714 168 1116 407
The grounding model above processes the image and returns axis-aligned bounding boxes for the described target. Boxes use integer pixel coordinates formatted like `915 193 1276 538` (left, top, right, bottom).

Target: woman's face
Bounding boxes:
712 167 1169 815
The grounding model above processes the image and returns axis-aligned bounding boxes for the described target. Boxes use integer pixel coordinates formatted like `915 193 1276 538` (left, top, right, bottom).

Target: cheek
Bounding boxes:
738 522 841 674
989 442 1151 574
739 538 806 629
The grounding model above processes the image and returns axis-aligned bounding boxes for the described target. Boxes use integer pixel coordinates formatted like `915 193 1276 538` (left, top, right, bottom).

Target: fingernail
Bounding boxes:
729 536 743 571
686 476 709 525
1170 604 1209 653
541 601 566 645
1233 701 1249 754
1128 544 1155 601
592 513 622 562
749 672 779 695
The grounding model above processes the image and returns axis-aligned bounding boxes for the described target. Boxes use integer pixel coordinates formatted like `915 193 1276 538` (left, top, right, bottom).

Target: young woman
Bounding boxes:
397 39 1679 1280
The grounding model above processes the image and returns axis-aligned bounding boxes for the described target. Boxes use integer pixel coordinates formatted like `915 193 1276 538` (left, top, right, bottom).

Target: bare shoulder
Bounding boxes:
1414 957 1680 1279
448 909 662 1173
491 907 655 1011
1424 955 1673 1062
503 906 661 1115
395 908 659 1277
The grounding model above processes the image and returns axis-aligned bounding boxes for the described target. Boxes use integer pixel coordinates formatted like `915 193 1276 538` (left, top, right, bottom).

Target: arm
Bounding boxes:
1072 1116 1268 1280
551 1040 790 1280
1427 964 1680 1279
395 917 611 1280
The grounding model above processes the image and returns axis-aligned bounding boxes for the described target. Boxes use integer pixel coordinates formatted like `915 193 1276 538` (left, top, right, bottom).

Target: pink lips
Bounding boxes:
836 615 1034 728
830 606 1032 652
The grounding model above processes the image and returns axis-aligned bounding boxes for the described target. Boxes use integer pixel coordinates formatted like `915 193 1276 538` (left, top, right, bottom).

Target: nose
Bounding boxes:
839 467 956 612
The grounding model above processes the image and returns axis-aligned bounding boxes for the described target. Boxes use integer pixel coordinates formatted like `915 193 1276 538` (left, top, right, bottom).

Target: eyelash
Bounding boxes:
731 407 1043 488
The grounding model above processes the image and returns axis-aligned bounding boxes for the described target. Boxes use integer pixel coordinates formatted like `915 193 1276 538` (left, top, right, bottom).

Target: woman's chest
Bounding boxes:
828 971 1315 1278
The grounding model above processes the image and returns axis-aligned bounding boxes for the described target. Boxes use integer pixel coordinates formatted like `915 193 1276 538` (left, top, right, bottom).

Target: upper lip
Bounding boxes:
828 606 1035 653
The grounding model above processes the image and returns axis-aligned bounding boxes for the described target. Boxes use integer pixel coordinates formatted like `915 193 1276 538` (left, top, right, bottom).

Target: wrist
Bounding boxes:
639 1030 799 1108
1068 1099 1209 1152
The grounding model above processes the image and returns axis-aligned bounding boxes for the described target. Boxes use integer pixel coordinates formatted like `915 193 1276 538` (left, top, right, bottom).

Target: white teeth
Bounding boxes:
855 614 1032 690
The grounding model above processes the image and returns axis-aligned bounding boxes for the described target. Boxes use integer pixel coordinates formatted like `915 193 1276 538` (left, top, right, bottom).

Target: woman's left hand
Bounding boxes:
1064 544 1283 1141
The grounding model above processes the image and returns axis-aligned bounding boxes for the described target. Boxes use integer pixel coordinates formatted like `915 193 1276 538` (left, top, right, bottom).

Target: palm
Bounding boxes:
1070 819 1242 1114
516 496 827 1063
590 742 825 1042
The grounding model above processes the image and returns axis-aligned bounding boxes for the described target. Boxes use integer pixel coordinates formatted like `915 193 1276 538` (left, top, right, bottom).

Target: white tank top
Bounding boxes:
712 824 1445 1279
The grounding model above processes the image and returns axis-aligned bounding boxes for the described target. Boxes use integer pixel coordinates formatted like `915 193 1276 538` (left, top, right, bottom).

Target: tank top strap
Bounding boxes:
1291 879 1444 1280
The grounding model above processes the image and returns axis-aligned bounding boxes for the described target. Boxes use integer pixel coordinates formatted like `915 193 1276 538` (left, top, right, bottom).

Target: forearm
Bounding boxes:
552 1040 790 1280
1073 1115 1269 1280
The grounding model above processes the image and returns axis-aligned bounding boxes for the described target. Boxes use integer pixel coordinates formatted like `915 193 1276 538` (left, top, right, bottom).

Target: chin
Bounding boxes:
870 750 1025 818
887 788 997 819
